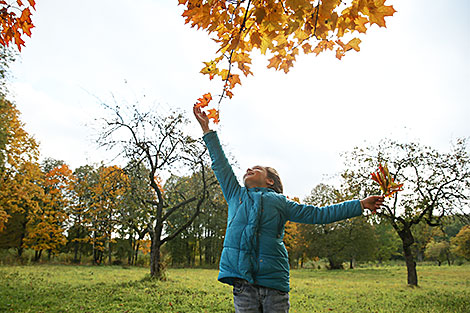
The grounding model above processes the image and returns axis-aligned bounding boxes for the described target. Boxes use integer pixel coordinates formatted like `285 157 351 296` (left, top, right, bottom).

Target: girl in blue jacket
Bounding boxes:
193 106 384 313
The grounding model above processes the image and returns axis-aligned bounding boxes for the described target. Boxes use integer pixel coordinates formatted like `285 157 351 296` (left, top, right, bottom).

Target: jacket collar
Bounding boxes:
247 187 276 193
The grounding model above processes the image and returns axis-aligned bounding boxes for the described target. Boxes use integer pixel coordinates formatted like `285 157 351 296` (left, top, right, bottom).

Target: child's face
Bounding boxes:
243 166 274 189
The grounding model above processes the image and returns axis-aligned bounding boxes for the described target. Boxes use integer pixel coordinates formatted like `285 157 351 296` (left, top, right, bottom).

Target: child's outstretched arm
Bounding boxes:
193 105 211 134
286 195 384 225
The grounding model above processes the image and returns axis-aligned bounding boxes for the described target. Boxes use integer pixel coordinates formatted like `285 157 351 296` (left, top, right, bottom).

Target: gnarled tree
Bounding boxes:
341 138 470 286
97 101 212 278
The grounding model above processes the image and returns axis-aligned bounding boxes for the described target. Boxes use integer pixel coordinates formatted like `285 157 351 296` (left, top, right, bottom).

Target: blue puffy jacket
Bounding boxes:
203 131 362 292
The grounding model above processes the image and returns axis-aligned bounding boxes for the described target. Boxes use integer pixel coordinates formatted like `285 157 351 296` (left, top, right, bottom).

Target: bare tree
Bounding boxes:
97 100 211 278
341 138 470 286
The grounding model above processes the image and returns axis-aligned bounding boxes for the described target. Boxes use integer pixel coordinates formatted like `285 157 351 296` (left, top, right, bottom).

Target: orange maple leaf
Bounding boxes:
335 48 345 60
195 92 212 108
365 0 396 27
207 109 219 124
200 61 217 75
227 74 241 89
225 89 234 99
354 16 369 33
346 38 361 52
267 55 282 70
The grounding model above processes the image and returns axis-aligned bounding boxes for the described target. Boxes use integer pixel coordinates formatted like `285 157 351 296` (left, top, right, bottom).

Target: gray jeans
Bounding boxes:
232 279 290 313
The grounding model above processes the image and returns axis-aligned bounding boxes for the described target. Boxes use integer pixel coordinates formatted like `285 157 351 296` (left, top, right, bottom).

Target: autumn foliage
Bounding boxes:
180 0 396 123
0 0 35 51
370 162 403 197
23 164 75 256
0 98 41 233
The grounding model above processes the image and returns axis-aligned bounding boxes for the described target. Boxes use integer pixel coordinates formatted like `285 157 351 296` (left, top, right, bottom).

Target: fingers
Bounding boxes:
373 196 385 209
362 195 385 211
193 105 207 120
193 104 201 116
193 104 211 133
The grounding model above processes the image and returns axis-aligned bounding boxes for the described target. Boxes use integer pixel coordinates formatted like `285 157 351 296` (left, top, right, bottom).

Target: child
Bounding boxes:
193 106 384 313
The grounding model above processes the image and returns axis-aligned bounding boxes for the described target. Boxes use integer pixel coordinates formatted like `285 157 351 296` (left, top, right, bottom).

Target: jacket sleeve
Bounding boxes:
203 131 241 202
285 199 363 224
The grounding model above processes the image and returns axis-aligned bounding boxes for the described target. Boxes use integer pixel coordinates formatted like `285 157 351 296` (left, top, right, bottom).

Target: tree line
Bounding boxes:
2 94 469 270
1 140 469 271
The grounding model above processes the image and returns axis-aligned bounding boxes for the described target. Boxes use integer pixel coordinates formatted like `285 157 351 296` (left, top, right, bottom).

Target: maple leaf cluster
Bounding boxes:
194 92 219 123
179 0 396 123
371 162 403 198
0 0 36 51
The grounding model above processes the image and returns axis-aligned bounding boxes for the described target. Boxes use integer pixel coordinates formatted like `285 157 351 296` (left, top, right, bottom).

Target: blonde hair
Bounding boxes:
265 167 283 194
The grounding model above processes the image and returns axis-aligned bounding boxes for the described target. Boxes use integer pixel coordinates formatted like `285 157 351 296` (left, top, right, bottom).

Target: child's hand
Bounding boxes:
193 105 211 134
360 196 384 214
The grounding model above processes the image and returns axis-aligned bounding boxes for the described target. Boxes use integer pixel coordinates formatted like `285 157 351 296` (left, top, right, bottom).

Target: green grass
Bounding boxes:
1 265 469 312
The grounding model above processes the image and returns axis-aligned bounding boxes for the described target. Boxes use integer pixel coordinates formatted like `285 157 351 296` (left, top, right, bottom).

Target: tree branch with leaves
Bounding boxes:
180 0 396 123
0 0 35 51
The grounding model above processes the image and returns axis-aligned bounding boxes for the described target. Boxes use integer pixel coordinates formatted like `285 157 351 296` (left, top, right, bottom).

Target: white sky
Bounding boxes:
8 0 470 199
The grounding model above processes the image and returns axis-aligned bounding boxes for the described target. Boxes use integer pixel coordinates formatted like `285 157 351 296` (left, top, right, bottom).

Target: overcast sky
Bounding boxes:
8 0 470 199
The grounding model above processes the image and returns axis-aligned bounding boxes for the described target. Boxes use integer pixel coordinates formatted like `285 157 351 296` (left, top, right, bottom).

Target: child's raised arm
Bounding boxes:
193 105 241 212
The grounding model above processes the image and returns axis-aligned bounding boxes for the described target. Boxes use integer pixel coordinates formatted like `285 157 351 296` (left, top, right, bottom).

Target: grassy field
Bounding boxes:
1 264 469 312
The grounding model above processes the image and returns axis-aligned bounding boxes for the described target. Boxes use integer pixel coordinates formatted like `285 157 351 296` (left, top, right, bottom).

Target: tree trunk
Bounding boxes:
327 258 344 270
199 235 203 266
108 237 112 265
73 238 80 263
92 230 98 265
17 218 28 258
134 241 140 266
128 235 134 265
398 227 418 286
150 238 162 278
34 250 42 262
98 250 103 264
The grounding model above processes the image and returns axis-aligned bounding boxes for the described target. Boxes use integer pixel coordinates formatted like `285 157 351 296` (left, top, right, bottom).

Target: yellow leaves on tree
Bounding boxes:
138 239 152 255
87 166 129 254
180 0 396 122
362 0 396 27
0 98 41 232
0 0 36 51
451 226 470 260
23 163 76 254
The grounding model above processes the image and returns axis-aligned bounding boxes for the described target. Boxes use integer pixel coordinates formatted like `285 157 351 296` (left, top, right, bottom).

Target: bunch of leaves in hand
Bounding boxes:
371 162 403 198
194 92 219 124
